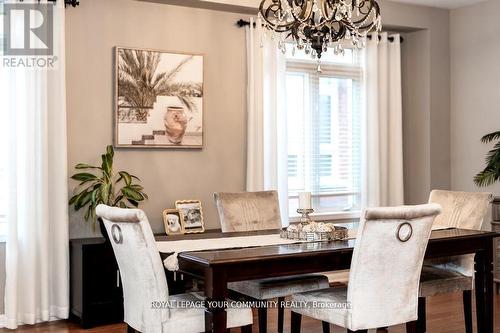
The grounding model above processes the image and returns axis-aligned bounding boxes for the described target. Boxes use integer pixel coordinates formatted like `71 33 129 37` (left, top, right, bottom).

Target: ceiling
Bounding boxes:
388 0 489 9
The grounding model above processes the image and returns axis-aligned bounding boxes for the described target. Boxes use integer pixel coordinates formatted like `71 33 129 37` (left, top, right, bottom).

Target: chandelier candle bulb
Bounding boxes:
299 192 312 210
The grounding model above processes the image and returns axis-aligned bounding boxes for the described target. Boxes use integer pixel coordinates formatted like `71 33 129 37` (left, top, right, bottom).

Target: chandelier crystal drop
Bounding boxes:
258 0 382 59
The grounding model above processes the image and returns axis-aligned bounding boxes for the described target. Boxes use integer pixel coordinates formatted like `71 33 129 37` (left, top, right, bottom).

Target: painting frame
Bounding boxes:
114 46 205 149
162 209 185 235
175 200 205 234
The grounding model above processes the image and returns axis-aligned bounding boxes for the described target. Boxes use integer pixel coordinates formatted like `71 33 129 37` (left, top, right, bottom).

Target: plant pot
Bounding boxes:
98 217 111 243
164 106 188 144
493 197 500 222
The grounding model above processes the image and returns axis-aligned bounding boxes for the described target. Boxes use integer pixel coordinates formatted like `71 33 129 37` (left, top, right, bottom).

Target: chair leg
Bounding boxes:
277 297 285 333
407 321 418 333
241 324 253 333
463 290 473 333
258 306 268 333
322 321 330 333
291 311 302 333
417 297 426 333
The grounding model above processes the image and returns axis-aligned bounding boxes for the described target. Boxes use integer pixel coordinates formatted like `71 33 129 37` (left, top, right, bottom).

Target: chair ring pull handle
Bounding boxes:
111 224 123 244
396 222 413 242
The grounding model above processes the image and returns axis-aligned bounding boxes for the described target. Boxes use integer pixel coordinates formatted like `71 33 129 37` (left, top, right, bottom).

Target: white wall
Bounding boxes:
450 0 500 201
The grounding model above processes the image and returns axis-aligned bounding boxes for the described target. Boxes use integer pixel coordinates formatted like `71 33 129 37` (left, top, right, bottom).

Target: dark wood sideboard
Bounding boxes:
70 238 123 328
69 225 358 328
70 236 194 328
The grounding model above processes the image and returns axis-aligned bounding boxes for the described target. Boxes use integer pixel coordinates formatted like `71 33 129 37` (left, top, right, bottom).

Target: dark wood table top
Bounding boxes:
175 228 498 267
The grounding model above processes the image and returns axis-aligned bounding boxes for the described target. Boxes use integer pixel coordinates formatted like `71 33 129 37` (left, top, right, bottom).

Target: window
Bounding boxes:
286 47 363 217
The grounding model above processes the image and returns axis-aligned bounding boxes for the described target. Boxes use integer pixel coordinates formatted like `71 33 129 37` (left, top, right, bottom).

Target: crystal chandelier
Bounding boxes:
258 0 382 59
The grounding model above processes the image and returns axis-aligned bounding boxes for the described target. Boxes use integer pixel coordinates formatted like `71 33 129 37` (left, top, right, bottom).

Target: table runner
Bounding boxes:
158 230 358 271
158 224 452 271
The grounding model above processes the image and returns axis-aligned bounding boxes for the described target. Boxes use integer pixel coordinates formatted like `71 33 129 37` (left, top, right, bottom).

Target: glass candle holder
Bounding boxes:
297 208 314 225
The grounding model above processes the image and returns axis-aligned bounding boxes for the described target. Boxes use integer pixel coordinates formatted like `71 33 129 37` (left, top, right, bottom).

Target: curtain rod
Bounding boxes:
18 0 79 7
236 19 404 43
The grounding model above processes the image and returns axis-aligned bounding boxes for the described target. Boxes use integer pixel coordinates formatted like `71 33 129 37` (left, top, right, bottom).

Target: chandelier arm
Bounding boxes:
319 0 337 21
356 0 379 16
258 0 381 59
349 12 378 27
259 0 299 32
287 0 314 24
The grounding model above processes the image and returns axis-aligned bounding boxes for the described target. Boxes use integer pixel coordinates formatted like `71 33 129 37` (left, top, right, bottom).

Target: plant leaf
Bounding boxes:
121 187 144 201
69 193 79 205
71 191 88 211
75 163 101 170
481 131 500 144
84 205 92 221
71 173 98 182
101 183 111 205
106 145 115 158
74 190 93 210
113 195 124 206
118 171 132 186
101 154 112 177
127 198 139 207
474 169 499 187
91 187 100 205
130 184 144 191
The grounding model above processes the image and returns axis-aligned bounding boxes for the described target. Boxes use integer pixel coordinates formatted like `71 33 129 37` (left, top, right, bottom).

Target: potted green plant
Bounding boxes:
69 145 148 239
474 130 500 220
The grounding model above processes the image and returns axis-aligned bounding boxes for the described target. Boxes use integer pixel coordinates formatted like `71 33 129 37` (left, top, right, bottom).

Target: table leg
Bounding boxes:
484 240 494 333
204 268 228 333
475 240 494 333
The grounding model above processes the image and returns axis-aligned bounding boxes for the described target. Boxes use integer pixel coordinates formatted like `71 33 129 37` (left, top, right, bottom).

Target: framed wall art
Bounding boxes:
175 200 205 234
162 209 184 235
115 46 204 148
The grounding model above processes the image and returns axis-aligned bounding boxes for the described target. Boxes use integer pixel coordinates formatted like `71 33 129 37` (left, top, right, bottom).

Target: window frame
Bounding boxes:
286 53 364 222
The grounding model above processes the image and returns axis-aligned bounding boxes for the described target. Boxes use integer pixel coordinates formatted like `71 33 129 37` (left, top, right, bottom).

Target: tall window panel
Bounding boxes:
286 47 363 216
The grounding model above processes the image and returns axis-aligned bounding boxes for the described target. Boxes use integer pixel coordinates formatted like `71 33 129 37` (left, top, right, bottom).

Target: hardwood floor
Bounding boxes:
1 292 498 332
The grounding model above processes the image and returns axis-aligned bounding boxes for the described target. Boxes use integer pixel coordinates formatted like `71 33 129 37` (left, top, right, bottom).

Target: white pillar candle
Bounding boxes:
298 192 312 210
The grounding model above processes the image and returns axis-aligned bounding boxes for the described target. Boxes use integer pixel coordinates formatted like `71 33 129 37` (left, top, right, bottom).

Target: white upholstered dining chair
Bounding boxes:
289 204 442 333
417 190 492 333
214 191 330 333
96 204 253 333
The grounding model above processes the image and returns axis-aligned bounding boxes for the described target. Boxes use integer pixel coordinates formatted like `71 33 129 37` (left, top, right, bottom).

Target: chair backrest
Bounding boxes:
427 190 492 276
214 191 282 232
429 190 492 230
96 205 168 333
347 204 441 330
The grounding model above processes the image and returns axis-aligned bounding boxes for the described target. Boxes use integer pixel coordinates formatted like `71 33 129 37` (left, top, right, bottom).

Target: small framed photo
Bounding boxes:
162 209 184 235
175 200 205 234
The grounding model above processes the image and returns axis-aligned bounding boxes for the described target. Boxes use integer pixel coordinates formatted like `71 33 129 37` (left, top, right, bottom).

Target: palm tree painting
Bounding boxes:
115 47 204 148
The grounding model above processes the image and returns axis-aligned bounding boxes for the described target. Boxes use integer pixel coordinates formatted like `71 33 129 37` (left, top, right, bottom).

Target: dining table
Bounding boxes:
157 228 498 333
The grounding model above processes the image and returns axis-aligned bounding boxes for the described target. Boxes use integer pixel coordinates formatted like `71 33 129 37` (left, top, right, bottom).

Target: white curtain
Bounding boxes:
245 18 289 225
0 2 69 328
363 32 405 207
